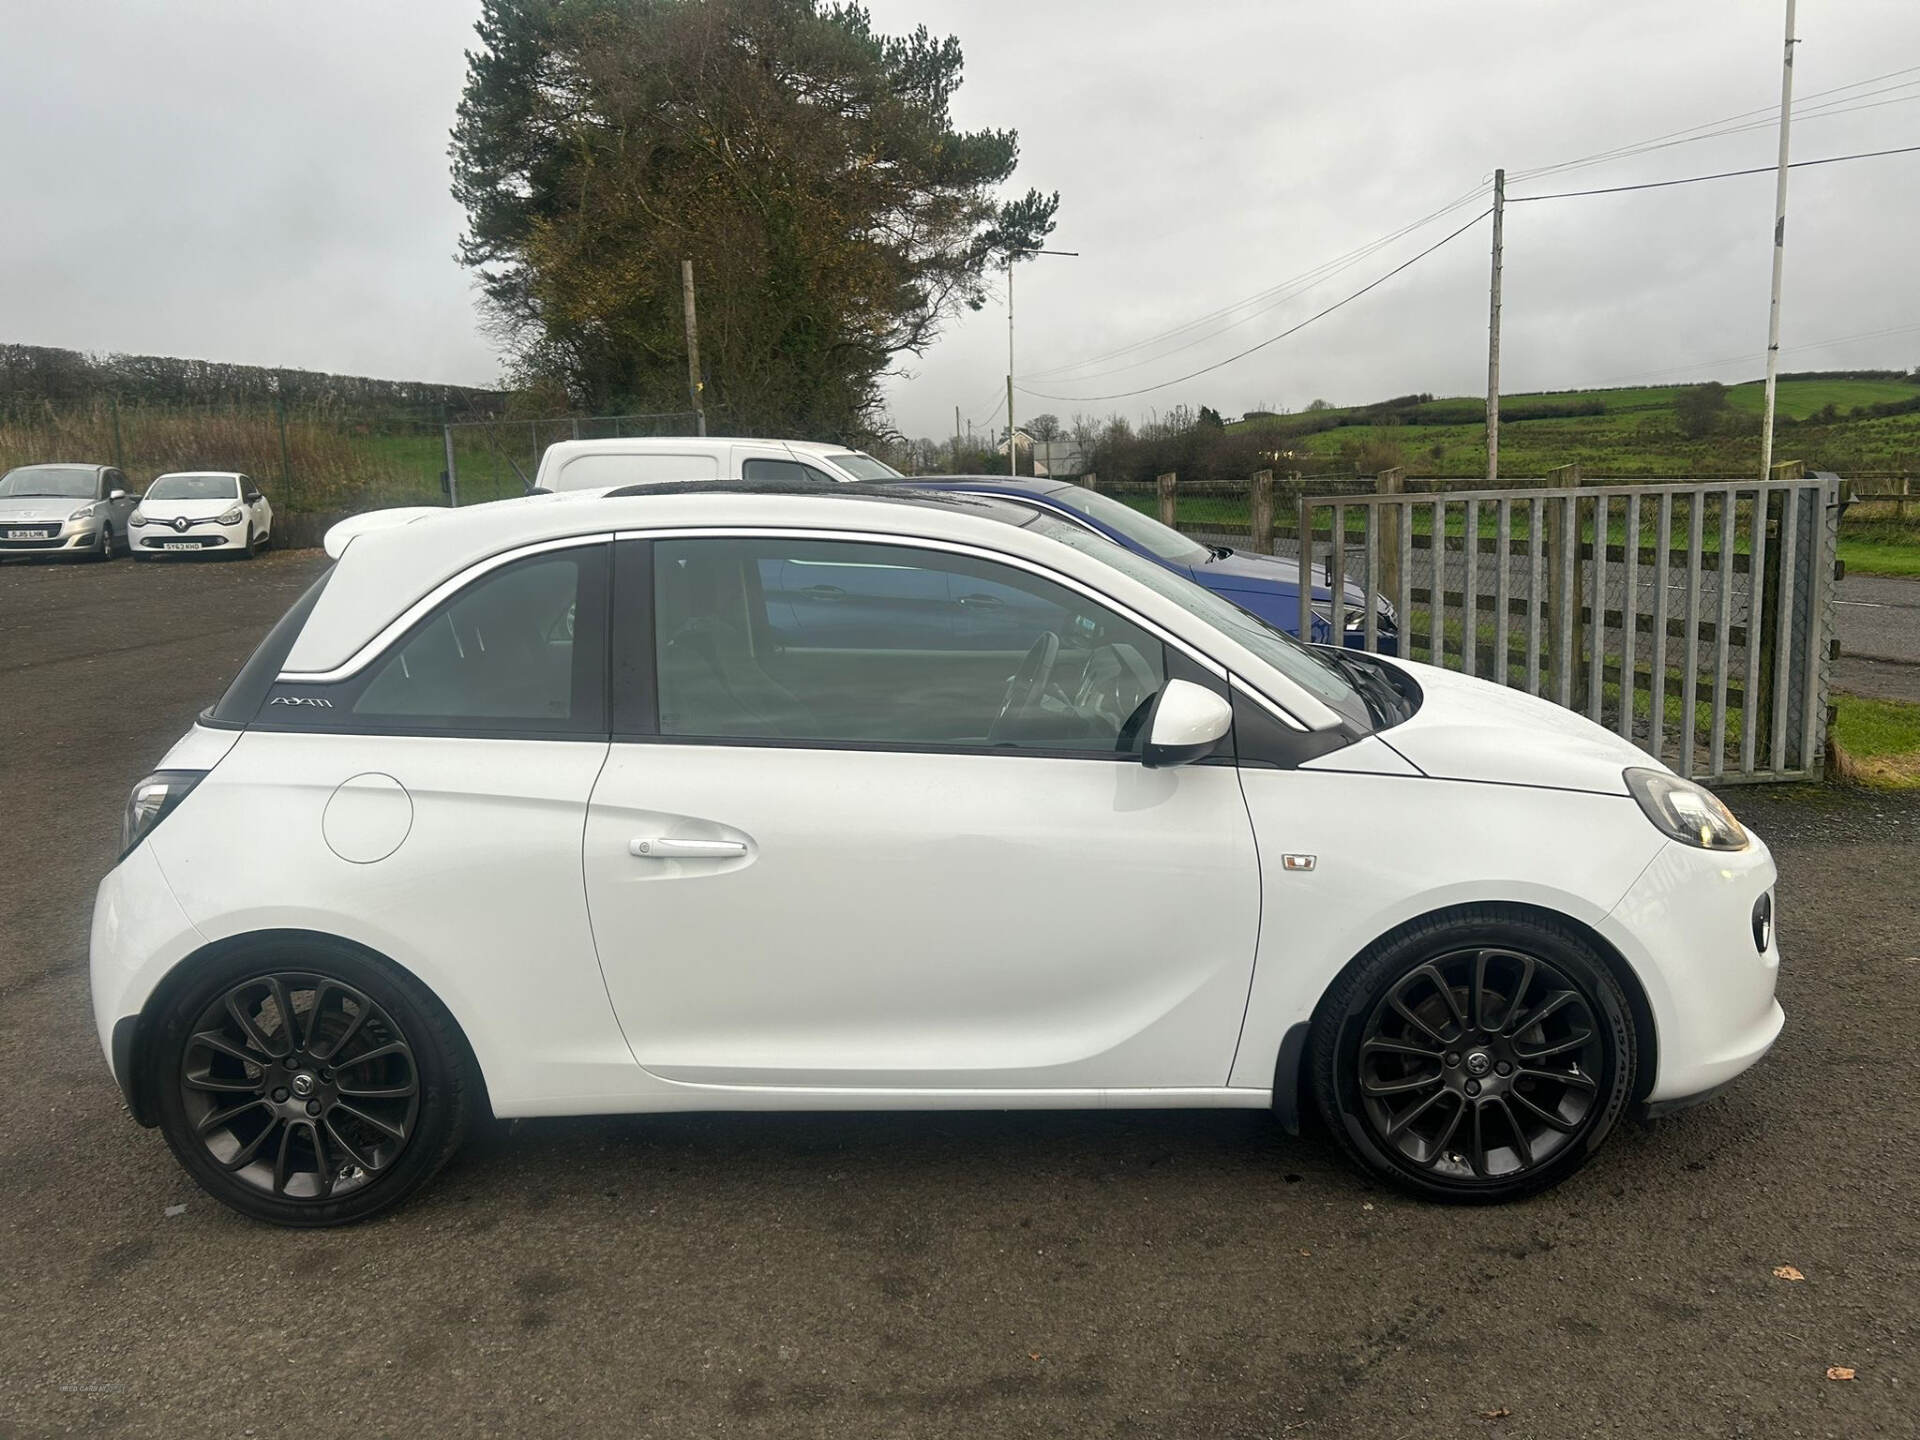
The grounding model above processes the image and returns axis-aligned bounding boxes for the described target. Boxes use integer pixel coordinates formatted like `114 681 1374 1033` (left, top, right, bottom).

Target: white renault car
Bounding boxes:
130 471 272 559
91 484 1781 1225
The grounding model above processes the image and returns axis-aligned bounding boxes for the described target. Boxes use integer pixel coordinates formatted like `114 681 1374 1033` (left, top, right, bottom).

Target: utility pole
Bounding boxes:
954 405 962 473
1486 167 1505 484
681 259 707 436
1005 247 1080 480
1759 0 1798 482
1007 257 1018 476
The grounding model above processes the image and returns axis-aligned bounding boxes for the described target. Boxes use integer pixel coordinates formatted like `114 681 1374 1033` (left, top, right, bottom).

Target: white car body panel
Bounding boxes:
584 744 1259 1090
139 731 641 1110
1373 659 1649 794
1226 772 1670 1089
89 487 1785 1141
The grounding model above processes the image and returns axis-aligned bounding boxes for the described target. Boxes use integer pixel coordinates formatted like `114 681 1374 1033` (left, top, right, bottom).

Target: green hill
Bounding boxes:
1230 374 1920 479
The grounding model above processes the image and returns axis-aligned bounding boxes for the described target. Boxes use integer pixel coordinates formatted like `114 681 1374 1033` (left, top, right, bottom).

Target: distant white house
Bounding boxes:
996 428 1088 478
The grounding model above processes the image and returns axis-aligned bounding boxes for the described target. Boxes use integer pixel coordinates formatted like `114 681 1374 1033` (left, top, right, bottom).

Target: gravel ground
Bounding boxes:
1 547 1915 1439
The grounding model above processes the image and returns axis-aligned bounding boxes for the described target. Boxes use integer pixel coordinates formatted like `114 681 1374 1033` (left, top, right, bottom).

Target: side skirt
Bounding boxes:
489 1085 1277 1119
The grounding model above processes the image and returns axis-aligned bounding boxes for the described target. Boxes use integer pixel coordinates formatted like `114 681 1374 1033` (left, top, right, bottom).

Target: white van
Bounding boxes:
534 437 902 492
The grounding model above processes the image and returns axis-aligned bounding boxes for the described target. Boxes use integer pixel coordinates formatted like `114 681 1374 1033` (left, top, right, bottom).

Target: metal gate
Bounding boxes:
1295 475 1843 783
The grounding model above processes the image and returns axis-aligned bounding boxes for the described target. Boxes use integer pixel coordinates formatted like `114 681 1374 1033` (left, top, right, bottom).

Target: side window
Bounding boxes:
740 457 810 483
651 537 1165 753
262 545 608 734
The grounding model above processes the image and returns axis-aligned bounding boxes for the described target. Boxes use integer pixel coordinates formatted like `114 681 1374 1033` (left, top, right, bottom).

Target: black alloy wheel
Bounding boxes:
1312 910 1635 1202
152 942 474 1225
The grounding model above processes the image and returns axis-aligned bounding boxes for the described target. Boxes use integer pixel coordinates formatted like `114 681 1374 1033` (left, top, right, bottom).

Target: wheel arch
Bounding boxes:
1274 899 1660 1134
118 927 493 1128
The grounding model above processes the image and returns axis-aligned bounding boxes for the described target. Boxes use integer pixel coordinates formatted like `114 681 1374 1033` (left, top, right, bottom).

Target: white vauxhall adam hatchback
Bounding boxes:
91 485 1782 1225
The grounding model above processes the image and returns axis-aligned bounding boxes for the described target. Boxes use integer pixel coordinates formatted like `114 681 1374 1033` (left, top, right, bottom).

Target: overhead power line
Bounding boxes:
1017 209 1491 404
1507 63 1920 183
1017 180 1492 384
1510 141 1920 201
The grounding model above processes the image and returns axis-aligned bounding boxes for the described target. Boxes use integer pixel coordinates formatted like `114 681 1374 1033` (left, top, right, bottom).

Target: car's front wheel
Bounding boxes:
1310 909 1636 1202
149 939 476 1226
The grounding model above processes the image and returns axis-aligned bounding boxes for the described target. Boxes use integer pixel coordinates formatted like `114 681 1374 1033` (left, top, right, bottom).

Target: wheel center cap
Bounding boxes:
290 1072 317 1098
1464 1051 1492 1078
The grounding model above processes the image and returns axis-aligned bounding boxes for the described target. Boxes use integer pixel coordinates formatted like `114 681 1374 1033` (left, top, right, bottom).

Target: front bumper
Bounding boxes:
133 519 247 553
0 519 100 555
1600 834 1783 1104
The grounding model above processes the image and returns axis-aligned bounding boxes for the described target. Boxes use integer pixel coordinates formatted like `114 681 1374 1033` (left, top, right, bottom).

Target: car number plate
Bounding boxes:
9 529 51 540
162 542 198 551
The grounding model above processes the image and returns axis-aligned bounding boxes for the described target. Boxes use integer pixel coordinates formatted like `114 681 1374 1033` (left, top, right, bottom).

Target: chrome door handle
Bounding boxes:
629 837 748 859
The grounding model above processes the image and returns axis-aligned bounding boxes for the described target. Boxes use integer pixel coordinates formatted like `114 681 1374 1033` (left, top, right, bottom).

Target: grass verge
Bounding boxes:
1831 695 1920 787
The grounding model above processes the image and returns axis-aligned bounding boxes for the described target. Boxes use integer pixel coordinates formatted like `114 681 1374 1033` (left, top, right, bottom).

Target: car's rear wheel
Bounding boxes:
1310 909 1635 1202
149 940 475 1226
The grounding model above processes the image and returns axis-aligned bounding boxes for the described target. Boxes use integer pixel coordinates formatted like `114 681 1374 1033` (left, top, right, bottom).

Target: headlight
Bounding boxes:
217 505 245 526
129 510 148 527
122 769 205 857
1623 768 1749 851
68 504 97 522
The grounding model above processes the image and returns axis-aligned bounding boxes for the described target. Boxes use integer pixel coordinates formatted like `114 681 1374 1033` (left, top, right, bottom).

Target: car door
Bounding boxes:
103 469 136 529
240 475 271 535
582 532 1262 1093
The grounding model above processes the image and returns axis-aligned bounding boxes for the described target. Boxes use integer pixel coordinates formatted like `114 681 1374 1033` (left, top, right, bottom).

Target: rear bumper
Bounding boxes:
1598 835 1783 1104
91 842 208 1115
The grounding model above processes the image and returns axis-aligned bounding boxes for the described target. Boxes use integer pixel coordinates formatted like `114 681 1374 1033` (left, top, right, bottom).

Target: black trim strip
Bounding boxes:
1271 1022 1310 1135
610 538 658 736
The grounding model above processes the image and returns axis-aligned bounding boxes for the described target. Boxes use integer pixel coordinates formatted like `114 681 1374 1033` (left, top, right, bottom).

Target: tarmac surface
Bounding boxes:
1835 574 1920 702
1 546 1915 1438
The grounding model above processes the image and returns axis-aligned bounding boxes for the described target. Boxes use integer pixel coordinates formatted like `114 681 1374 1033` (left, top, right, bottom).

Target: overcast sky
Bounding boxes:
3 0 1916 440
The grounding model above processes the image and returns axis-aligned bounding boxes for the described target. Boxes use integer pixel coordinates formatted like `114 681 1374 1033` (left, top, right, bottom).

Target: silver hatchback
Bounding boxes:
0 463 138 560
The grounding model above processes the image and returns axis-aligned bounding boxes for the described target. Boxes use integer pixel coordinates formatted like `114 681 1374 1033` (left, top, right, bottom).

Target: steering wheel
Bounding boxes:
987 631 1060 745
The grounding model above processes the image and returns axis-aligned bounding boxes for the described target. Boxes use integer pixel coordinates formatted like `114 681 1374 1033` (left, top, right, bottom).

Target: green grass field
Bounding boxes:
1230 377 1920 480
1833 695 1920 787
1223 376 1920 575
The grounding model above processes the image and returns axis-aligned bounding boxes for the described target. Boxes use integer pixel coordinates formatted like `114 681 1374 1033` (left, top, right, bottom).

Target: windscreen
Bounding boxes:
1028 513 1371 728
824 452 903 480
1043 487 1212 566
0 466 95 499
147 474 241 501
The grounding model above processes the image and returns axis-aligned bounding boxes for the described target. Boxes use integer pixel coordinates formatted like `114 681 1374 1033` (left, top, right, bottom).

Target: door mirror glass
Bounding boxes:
1142 678 1231 768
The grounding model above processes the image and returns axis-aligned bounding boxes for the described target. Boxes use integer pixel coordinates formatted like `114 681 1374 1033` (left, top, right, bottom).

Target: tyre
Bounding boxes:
239 525 257 560
1309 908 1635 1203
94 525 114 561
149 938 476 1226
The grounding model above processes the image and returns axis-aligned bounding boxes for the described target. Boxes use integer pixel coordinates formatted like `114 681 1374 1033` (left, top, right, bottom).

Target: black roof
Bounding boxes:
598 477 1054 529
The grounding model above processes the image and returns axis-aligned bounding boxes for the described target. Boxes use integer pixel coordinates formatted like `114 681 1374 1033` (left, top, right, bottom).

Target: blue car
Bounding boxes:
902 477 1398 652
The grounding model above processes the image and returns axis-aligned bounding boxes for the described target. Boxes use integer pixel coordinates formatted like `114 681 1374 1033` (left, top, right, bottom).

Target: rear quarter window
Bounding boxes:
206 567 335 726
